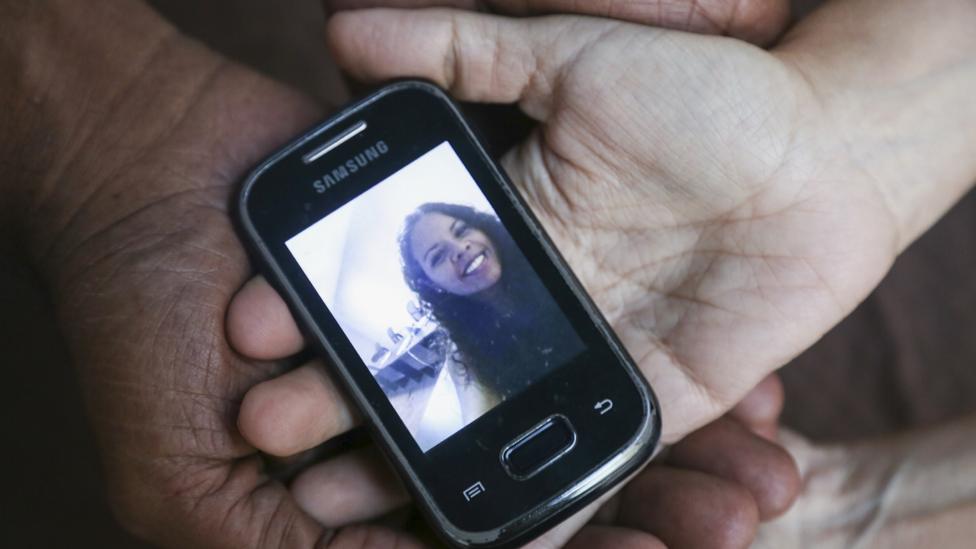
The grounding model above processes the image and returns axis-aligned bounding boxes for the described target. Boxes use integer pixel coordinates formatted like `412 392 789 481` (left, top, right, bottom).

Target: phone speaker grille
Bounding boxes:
302 120 368 164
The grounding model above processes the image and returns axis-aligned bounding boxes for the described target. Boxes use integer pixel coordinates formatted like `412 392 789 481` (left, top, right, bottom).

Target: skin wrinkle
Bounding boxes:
508 16 562 113
620 243 831 406
61 231 173 296
262 493 307 549
155 150 237 197
839 143 904 252
719 98 778 181
53 193 235 300
776 59 907 266
485 17 509 103
558 26 664 176
129 462 224 536
614 292 738 415
598 229 688 288
684 0 703 32
725 0 745 36
697 0 732 34
570 200 711 231
216 477 266 545
147 285 206 380
547 115 619 190
22 20 177 220
595 253 678 314
229 475 302 543
552 102 640 193
40 59 232 278
536 128 582 217
39 164 227 298
31 25 185 261
521 25 556 119
703 50 791 183
507 139 575 244
641 333 726 416
162 390 227 461
273 497 303 549
155 456 230 490
167 420 234 463
615 251 760 313
80 284 246 474
444 13 463 99
798 256 846 316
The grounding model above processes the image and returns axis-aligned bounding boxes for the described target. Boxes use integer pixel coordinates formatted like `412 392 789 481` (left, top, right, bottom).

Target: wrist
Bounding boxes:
767 418 976 548
775 0 976 252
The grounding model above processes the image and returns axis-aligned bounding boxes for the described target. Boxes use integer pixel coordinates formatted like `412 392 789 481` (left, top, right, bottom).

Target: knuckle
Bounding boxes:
239 382 291 454
708 481 761 549
727 0 791 43
752 443 802 518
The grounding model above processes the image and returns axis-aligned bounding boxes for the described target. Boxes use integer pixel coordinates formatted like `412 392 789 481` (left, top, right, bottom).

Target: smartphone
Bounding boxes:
237 81 661 548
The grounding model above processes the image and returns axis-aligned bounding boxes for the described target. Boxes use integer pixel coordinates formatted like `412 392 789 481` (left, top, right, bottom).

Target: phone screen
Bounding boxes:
286 141 586 451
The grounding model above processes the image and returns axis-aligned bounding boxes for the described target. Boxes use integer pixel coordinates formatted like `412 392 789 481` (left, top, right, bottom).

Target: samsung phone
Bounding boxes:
237 81 661 548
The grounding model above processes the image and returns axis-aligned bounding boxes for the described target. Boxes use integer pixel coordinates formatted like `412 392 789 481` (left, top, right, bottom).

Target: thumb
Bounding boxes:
326 8 613 120
729 373 785 441
325 0 790 45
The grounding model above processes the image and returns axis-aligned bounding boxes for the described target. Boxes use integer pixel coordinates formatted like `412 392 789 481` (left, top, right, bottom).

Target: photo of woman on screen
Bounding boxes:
398 202 583 422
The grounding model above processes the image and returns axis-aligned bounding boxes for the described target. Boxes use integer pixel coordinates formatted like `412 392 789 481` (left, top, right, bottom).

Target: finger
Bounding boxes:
668 417 800 519
326 9 613 120
151 455 421 548
729 373 784 440
327 0 477 11
563 525 665 549
323 526 425 549
326 0 790 45
616 466 759 549
291 446 410 528
227 275 305 360
238 360 358 457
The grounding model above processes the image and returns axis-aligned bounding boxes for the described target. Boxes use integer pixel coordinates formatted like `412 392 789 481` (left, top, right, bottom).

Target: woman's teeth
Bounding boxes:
464 253 485 276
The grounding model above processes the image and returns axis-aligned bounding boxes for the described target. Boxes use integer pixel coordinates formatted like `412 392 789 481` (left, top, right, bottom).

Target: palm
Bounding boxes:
489 23 897 439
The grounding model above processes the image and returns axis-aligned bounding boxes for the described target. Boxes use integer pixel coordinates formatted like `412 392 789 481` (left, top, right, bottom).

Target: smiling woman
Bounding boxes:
399 202 584 424
404 204 503 296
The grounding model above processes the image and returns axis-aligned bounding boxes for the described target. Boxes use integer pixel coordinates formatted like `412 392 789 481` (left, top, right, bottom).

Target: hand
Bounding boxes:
755 414 976 548
313 0 976 443
1 0 801 547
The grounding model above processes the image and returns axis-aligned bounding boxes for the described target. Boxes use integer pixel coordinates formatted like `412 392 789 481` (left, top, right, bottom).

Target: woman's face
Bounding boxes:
409 212 502 296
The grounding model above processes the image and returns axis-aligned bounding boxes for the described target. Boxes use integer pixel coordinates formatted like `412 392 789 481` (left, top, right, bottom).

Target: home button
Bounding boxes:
501 415 577 480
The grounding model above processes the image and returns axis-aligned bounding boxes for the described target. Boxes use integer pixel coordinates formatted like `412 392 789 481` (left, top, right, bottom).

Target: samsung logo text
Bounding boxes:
312 140 389 193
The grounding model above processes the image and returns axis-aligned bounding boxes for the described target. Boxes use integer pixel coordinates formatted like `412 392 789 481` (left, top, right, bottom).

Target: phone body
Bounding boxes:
237 81 660 548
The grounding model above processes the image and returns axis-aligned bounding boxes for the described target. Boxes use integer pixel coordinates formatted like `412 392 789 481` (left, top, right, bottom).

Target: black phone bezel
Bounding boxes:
237 81 661 547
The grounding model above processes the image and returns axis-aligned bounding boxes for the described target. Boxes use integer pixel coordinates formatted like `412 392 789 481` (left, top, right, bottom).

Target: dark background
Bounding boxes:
3 0 974 546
